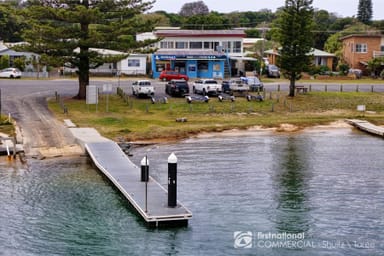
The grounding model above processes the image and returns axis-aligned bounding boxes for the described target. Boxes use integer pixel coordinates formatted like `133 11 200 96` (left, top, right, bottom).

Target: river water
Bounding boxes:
0 127 383 255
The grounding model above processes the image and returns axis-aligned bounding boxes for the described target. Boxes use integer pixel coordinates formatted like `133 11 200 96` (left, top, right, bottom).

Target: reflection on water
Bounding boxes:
272 136 312 234
0 128 383 255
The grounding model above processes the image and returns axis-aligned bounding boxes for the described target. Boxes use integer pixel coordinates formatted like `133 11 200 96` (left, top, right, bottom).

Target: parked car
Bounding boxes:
266 64 280 78
349 68 362 79
192 79 222 96
221 80 231 94
132 80 154 97
0 68 22 78
243 76 263 92
159 70 189 81
165 79 190 97
228 78 250 95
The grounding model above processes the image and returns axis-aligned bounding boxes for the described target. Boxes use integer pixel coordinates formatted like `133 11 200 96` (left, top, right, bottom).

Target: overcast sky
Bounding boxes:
151 0 384 20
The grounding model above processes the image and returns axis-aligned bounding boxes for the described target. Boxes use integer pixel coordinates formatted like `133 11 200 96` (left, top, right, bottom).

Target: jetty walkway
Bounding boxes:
346 119 384 137
69 126 192 227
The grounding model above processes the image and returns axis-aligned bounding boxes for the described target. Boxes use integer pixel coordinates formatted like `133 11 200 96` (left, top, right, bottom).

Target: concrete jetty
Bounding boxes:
346 119 384 137
70 127 192 227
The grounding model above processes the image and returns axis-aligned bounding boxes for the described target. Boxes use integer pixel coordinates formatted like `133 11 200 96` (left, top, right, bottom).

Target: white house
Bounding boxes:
71 48 148 75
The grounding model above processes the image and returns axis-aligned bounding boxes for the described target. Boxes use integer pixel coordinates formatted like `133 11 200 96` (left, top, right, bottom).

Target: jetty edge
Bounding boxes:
346 119 384 137
68 124 192 228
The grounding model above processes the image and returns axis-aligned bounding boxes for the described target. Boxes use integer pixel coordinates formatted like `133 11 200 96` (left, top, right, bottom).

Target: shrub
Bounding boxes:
380 69 384 80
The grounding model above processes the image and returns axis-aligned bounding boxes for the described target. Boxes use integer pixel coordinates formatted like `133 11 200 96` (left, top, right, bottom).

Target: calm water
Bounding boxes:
0 128 383 255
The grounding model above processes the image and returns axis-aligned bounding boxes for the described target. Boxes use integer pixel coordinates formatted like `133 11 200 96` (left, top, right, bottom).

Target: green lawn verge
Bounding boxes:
48 90 384 142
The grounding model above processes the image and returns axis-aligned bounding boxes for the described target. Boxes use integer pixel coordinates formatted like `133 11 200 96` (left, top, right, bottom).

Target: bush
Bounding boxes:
380 70 384 80
338 63 349 75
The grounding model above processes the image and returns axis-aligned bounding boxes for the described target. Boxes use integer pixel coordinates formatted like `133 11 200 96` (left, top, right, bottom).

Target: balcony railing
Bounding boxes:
373 51 384 58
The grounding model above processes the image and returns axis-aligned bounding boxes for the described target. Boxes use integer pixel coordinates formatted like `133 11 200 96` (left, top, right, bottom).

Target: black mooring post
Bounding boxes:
141 156 149 182
168 153 177 207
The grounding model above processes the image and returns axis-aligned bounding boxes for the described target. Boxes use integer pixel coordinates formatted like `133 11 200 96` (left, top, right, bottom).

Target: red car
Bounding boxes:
159 70 189 81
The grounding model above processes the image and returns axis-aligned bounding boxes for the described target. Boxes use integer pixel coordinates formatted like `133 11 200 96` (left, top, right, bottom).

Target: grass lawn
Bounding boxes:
47 89 384 142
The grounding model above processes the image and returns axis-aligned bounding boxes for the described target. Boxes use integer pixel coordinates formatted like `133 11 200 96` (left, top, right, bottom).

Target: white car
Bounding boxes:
0 68 22 78
132 80 154 97
192 79 222 96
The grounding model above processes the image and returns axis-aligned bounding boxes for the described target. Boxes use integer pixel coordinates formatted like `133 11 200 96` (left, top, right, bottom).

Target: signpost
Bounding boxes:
102 84 113 112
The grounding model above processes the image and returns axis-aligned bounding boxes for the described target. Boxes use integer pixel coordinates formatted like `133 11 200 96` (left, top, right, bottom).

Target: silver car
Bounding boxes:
0 68 22 78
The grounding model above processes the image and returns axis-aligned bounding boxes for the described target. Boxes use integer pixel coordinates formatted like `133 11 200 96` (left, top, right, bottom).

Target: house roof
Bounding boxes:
264 48 335 57
0 47 37 57
339 34 382 41
154 29 246 38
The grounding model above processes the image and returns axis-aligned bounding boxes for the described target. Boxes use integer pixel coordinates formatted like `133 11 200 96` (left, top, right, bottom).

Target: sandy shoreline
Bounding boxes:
131 119 354 145
192 120 353 139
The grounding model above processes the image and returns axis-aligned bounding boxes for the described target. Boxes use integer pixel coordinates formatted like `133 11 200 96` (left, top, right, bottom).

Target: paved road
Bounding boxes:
1 78 383 158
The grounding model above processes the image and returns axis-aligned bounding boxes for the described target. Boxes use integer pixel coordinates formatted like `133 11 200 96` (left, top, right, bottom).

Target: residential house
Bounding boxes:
70 48 148 76
0 41 40 73
340 34 384 73
142 29 248 79
264 48 335 70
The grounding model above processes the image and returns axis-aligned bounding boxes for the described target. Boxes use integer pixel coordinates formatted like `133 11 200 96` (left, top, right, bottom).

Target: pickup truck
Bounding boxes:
192 79 222 96
228 77 263 95
132 80 155 97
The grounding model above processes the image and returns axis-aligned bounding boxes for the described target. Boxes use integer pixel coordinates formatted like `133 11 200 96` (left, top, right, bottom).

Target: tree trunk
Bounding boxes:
289 76 295 97
76 70 89 99
76 14 90 100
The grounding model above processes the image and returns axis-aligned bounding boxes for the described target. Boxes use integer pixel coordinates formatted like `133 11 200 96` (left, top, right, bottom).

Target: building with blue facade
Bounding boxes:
146 29 246 80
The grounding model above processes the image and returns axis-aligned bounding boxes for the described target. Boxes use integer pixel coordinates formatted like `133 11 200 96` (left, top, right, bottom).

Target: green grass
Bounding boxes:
0 117 15 136
47 90 384 142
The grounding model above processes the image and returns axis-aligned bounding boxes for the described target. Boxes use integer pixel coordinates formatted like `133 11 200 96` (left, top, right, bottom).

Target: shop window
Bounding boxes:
198 61 208 72
156 63 166 72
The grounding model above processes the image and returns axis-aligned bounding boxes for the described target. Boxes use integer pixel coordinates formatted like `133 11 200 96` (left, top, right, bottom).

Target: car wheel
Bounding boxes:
192 86 196 94
202 89 206 96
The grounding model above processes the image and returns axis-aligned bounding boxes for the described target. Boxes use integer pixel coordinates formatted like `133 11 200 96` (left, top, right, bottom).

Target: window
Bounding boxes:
204 42 211 49
355 43 367 53
160 41 174 49
198 61 208 71
381 45 384 51
128 59 140 67
222 41 231 52
176 41 188 49
190 41 202 49
233 41 242 53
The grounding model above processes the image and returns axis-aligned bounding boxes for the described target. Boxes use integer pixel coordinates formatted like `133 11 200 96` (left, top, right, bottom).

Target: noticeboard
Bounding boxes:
86 85 98 105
